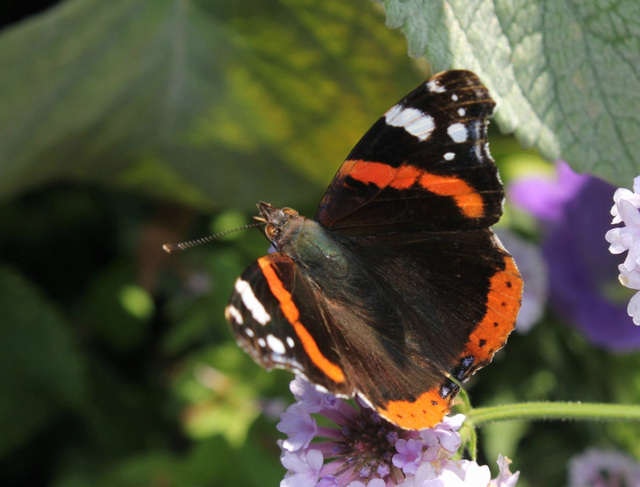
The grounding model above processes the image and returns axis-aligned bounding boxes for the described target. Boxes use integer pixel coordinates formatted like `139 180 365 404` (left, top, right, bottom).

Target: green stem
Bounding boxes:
468 402 640 427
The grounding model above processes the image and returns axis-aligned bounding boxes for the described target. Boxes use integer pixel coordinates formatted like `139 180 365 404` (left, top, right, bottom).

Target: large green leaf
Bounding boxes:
0 266 86 456
0 0 419 210
379 0 640 186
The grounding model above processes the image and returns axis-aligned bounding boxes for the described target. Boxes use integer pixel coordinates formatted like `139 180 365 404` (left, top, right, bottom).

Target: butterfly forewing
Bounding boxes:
316 70 502 235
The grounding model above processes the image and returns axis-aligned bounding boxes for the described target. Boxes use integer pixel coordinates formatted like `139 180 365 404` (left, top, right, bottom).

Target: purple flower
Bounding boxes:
277 377 519 487
509 161 640 350
567 448 640 487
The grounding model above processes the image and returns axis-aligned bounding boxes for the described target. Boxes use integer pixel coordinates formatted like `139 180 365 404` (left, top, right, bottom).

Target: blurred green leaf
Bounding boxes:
83 261 152 352
0 265 86 456
119 284 154 320
379 0 640 185
0 0 420 210
172 340 289 446
210 209 250 239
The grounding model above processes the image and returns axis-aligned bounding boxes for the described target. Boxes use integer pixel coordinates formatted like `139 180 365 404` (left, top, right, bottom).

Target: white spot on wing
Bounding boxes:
458 108 466 117
452 94 459 101
406 114 435 141
444 152 455 161
286 336 295 348
235 278 271 325
267 335 286 355
257 337 266 348
385 105 418 126
385 105 435 141
385 104 403 121
427 79 446 93
225 305 243 325
447 123 468 143
246 327 255 338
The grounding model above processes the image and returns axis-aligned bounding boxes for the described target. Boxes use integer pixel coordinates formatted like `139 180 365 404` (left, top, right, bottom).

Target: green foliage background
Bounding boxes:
1 1 639 486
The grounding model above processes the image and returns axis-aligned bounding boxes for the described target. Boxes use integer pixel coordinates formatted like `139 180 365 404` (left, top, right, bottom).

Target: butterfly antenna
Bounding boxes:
162 221 265 253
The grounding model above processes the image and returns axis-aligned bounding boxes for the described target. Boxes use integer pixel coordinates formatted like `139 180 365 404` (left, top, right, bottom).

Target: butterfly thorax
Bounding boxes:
257 201 348 277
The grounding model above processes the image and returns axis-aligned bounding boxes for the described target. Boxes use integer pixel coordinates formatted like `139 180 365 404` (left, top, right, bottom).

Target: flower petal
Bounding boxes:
281 449 324 487
628 291 640 326
277 403 318 451
490 455 520 487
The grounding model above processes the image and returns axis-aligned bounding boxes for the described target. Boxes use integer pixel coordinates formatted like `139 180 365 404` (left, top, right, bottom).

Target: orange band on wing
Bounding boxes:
377 388 452 430
418 174 484 219
463 255 522 365
258 258 346 384
380 256 521 430
345 160 484 218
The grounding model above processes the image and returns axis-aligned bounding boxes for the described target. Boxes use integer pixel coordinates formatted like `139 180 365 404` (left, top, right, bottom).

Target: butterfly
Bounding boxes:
225 70 522 430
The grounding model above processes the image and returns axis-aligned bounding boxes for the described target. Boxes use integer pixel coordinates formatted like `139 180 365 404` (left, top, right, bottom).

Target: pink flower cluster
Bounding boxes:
277 378 519 487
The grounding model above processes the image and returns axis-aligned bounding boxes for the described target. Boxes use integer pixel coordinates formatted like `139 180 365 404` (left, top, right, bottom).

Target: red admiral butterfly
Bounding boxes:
225 70 522 430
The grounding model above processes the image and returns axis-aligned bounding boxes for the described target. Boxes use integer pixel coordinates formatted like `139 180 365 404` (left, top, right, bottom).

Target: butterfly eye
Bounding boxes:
265 224 279 240
282 207 298 217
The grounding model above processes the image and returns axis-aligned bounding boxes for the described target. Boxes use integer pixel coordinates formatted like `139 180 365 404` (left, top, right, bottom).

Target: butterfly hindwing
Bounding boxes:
342 230 522 382
227 232 521 430
227 251 462 429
